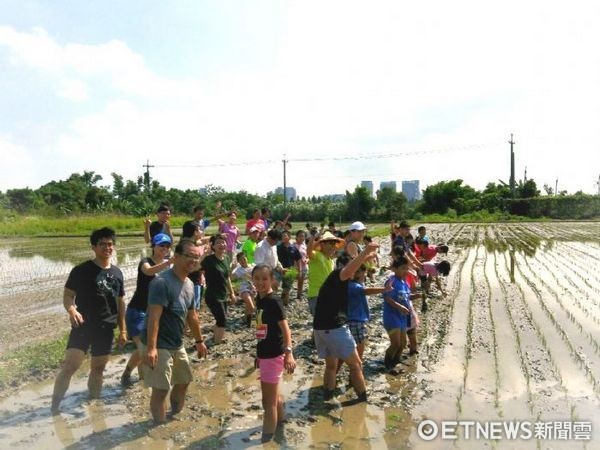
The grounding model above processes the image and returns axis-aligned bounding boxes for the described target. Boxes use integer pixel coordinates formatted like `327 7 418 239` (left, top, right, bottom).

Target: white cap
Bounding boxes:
348 221 367 231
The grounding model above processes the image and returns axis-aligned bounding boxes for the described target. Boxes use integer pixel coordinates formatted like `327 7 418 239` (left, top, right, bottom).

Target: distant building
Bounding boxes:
402 180 421 202
198 187 208 195
322 194 346 202
379 181 397 192
274 187 297 201
360 180 374 197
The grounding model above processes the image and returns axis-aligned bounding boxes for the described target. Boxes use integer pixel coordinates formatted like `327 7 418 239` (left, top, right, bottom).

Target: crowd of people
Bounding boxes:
50 204 450 443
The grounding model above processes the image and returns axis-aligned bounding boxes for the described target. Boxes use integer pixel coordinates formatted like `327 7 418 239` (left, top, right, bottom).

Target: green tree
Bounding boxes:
345 186 375 220
376 187 407 219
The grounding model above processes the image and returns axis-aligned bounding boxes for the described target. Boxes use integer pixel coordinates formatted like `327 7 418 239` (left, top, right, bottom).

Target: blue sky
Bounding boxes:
1 1 599 197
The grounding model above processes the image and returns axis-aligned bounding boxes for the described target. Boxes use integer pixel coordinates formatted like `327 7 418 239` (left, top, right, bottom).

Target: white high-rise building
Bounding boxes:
379 181 397 192
402 180 421 201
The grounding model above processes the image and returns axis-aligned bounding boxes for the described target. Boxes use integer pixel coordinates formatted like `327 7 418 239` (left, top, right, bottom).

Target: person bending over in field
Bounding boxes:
420 260 451 312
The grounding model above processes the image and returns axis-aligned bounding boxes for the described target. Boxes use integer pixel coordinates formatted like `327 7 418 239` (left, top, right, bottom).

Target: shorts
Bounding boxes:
141 345 193 391
383 310 411 332
125 307 146 339
67 323 114 357
206 297 228 327
238 282 255 296
347 321 368 344
281 275 293 291
308 297 318 316
257 354 284 384
314 326 356 360
193 284 202 309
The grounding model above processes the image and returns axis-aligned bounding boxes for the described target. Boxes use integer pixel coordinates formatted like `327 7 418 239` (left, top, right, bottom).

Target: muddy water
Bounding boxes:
1 223 599 449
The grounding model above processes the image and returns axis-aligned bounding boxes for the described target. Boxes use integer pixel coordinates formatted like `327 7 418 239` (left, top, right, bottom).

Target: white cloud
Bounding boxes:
0 136 34 190
1 0 600 196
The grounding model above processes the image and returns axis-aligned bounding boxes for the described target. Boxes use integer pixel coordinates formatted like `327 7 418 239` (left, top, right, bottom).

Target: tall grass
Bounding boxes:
0 215 188 237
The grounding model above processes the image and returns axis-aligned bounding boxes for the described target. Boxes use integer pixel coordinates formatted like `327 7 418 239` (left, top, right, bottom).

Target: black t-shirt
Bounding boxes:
128 257 157 311
65 260 125 326
200 254 229 302
255 293 286 358
313 269 349 330
149 221 167 239
276 243 301 269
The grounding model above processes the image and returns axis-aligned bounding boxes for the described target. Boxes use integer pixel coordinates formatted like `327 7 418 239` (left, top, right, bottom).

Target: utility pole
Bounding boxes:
142 159 154 192
509 133 516 197
282 154 288 206
555 178 558 196
524 166 527 183
596 174 600 195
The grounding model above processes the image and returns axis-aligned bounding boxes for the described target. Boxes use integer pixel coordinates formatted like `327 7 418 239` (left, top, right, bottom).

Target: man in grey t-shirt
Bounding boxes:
142 239 208 424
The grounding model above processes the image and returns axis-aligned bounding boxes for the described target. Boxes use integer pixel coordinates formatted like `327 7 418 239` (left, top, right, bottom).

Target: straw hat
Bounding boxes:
317 231 345 250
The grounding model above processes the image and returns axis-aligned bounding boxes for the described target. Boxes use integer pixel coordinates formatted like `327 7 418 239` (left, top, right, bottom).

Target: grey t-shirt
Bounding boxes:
142 269 194 350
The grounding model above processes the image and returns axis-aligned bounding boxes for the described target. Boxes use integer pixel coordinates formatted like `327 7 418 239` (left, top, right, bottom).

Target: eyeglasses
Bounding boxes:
96 241 114 248
180 253 201 262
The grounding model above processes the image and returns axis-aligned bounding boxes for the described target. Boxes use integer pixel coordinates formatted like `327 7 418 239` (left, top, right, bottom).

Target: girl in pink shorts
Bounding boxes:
252 264 296 444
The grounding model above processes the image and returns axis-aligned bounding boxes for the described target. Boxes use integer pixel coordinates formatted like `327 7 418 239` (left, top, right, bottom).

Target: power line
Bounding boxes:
149 141 499 169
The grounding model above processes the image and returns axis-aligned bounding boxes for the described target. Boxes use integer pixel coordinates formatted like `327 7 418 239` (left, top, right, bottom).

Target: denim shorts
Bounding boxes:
125 307 146 339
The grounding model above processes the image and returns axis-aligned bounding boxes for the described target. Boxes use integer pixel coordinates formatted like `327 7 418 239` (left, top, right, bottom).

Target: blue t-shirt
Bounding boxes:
347 281 370 322
382 275 412 331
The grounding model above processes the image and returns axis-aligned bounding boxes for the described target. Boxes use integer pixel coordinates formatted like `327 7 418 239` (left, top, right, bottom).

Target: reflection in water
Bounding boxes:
52 413 75 447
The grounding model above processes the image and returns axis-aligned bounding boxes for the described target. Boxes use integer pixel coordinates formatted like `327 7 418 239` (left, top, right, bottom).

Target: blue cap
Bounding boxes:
152 233 172 246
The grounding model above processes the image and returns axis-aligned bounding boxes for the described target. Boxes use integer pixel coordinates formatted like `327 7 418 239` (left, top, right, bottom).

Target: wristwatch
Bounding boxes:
284 346 292 353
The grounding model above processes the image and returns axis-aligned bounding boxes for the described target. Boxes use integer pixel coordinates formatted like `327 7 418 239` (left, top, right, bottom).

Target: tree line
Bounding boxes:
1 171 598 221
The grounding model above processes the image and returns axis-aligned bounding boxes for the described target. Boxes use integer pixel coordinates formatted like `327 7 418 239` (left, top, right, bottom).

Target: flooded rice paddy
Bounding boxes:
0 222 598 449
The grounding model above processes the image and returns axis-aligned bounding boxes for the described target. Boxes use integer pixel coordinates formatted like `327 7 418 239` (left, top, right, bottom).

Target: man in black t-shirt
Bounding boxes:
313 242 379 403
51 227 127 414
144 204 174 244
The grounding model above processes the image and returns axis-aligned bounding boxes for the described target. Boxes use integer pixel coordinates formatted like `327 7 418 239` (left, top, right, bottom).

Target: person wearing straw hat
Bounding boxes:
306 231 345 316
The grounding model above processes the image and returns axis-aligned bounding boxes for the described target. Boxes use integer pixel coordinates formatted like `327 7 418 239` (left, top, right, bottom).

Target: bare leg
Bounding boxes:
296 274 304 299
213 326 225 344
344 350 366 396
323 357 338 391
150 388 169 424
170 383 189 416
122 336 142 385
261 381 280 439
88 355 109 399
51 348 85 413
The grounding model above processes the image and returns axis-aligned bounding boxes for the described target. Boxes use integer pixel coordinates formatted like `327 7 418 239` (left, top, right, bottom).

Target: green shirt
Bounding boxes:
307 250 334 298
201 254 230 302
242 239 257 264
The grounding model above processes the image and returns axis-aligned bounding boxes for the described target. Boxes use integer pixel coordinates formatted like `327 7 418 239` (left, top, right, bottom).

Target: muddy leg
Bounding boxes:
170 383 188 416
88 355 109 399
344 350 367 400
150 388 169 424
51 348 85 413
